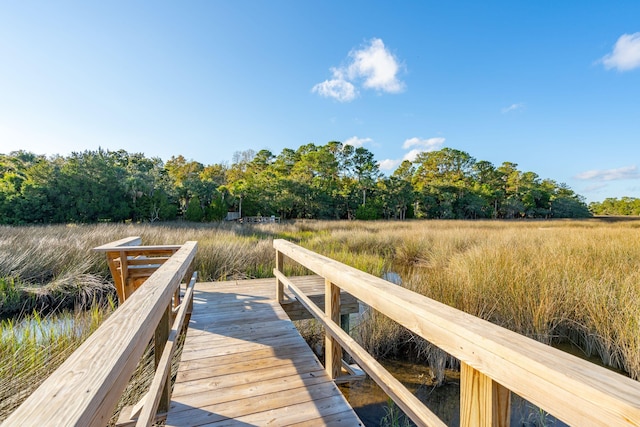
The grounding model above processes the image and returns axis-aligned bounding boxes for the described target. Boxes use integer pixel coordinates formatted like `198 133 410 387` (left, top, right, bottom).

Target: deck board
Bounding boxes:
165 276 363 427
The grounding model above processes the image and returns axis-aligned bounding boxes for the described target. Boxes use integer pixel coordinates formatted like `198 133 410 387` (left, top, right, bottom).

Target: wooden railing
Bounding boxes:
93 236 182 304
242 215 281 223
4 238 198 427
273 239 640 427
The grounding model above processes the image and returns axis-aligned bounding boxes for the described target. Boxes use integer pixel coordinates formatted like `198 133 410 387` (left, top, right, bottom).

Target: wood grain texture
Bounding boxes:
325 279 341 380
165 277 361 427
460 362 510 427
274 238 640 427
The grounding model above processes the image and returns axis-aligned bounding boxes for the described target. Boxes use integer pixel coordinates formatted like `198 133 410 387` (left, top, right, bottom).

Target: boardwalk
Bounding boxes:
165 277 363 427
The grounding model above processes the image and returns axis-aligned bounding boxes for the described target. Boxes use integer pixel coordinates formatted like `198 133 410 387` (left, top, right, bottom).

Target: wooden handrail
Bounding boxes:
274 270 446 426
273 238 640 427
135 271 197 427
92 236 142 251
4 240 198 427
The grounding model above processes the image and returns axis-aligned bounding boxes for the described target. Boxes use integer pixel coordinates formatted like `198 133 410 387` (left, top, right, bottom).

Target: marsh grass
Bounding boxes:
0 301 114 419
298 220 640 381
2 218 640 421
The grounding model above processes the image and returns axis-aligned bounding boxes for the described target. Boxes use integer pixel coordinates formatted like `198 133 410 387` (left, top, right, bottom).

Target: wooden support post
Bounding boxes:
154 305 172 414
325 279 341 379
275 250 284 303
119 250 130 303
460 362 510 427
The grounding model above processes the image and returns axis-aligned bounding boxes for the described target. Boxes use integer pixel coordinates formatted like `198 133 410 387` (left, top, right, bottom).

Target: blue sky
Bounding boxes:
1 1 639 203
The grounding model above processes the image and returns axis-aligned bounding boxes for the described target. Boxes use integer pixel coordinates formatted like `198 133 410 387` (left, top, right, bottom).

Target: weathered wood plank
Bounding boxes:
194 394 361 427
169 381 344 426
175 353 322 385
169 374 330 416
165 277 361 427
173 342 312 373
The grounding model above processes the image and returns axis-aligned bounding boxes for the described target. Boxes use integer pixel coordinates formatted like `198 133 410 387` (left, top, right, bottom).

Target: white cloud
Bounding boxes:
402 137 445 150
601 32 640 71
312 68 357 102
501 103 525 114
575 165 640 181
378 136 445 172
313 38 404 102
344 136 372 147
348 38 404 93
379 159 402 171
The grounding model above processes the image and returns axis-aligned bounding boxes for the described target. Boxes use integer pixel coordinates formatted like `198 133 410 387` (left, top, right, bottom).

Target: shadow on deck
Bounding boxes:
164 277 362 427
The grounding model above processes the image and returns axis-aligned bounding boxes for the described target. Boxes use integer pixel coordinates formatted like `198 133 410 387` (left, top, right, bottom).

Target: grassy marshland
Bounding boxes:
1 219 640 420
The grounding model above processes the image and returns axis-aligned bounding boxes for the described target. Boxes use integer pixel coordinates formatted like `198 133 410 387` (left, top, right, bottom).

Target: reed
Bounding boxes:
0 300 114 419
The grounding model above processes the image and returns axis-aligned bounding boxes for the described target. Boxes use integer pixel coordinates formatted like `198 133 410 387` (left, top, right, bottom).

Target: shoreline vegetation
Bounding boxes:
1 218 640 421
1 145 591 226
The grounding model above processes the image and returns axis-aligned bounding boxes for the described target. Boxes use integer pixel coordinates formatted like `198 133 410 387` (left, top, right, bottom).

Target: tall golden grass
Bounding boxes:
1 218 640 420
299 219 640 382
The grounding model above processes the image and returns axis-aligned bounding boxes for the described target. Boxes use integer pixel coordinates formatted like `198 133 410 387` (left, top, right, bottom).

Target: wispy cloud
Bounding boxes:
582 183 608 192
600 32 640 71
501 103 525 113
312 69 357 102
575 165 640 181
344 136 373 148
313 38 404 102
402 137 445 150
379 137 446 171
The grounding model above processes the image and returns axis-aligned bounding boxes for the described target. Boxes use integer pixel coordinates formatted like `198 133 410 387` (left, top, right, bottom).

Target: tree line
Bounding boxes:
0 143 591 224
589 197 640 216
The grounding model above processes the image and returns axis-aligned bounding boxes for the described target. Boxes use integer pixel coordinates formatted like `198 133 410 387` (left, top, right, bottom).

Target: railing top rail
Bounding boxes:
5 241 198 427
92 236 142 251
93 244 182 253
273 238 640 427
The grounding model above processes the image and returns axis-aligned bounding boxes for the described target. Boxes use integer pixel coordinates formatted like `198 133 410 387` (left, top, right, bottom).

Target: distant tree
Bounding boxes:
206 196 228 221
590 197 640 216
185 196 204 222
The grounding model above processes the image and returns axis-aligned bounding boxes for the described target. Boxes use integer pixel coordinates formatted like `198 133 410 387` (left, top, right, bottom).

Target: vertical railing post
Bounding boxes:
460 362 510 427
154 304 172 414
325 279 342 379
275 250 284 303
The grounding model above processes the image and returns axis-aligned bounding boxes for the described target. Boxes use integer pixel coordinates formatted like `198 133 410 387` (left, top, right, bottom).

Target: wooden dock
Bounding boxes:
165 276 363 427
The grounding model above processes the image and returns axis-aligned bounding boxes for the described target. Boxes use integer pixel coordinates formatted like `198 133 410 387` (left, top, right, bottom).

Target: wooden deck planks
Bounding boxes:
165 276 362 427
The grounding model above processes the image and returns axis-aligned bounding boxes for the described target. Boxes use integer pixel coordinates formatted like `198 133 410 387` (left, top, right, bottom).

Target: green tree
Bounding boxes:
185 195 204 221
